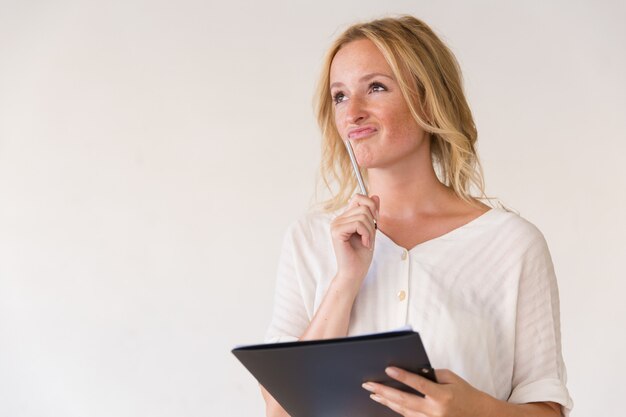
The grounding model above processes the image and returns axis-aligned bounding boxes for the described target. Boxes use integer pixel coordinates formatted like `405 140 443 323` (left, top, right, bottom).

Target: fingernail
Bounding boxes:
362 382 375 391
385 367 400 378
370 394 382 403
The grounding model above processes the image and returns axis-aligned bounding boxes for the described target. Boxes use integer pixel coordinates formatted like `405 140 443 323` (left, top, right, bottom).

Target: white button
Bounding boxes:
401 250 408 260
397 290 406 301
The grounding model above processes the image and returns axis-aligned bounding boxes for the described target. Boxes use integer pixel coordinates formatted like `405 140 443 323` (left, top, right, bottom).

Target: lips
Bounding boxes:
348 126 377 140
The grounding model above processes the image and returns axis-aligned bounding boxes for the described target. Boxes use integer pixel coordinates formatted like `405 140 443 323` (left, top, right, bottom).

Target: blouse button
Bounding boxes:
401 250 408 260
397 290 406 301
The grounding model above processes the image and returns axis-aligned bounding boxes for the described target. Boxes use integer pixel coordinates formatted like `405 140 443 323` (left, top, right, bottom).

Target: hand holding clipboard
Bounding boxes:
233 329 436 417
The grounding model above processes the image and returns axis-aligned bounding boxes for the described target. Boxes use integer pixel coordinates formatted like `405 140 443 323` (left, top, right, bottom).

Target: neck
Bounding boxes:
367 148 454 220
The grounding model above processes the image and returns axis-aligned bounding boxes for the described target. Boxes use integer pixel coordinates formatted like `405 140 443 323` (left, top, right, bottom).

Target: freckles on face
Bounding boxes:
329 39 426 168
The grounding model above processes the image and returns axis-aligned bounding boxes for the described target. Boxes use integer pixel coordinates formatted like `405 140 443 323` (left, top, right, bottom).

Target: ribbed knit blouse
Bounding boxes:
265 207 573 415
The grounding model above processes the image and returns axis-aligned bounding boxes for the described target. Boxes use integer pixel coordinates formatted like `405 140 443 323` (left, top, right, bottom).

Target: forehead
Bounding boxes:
329 39 392 84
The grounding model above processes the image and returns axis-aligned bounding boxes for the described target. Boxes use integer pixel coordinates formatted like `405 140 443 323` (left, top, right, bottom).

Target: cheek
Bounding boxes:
382 109 421 145
333 112 345 139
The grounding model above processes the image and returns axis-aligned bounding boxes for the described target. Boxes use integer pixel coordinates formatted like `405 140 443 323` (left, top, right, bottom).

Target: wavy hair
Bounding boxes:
315 15 486 211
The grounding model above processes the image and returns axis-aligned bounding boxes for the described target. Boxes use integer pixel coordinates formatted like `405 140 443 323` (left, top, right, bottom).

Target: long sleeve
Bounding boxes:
507 227 574 415
264 221 312 343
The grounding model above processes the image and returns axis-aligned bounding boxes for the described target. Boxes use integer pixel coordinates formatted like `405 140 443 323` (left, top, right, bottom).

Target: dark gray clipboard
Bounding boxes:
232 330 436 417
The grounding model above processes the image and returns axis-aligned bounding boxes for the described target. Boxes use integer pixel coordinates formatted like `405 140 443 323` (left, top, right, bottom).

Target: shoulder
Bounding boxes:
491 207 545 237
286 208 333 234
283 208 337 247
483 207 552 256
452 207 557 283
278 209 339 273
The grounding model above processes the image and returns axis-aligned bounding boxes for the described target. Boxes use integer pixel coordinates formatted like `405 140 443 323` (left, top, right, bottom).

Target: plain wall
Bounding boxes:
1 0 625 416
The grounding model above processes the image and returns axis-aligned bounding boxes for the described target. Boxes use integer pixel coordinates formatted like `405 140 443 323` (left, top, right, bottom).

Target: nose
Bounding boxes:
345 95 367 125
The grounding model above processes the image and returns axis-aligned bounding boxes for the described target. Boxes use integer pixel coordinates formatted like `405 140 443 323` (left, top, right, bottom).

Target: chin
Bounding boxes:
357 159 376 169
355 150 388 169
354 149 375 168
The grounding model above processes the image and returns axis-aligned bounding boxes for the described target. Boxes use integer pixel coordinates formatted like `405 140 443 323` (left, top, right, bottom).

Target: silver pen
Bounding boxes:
343 139 368 196
343 139 377 229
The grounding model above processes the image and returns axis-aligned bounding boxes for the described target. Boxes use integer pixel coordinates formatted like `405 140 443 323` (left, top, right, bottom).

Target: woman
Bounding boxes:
262 15 572 417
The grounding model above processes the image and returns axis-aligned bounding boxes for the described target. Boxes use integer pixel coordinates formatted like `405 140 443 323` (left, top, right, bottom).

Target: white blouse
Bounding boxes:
265 207 573 415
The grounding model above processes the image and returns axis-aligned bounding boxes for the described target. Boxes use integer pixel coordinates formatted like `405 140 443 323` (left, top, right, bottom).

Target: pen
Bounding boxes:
343 139 368 196
343 139 377 229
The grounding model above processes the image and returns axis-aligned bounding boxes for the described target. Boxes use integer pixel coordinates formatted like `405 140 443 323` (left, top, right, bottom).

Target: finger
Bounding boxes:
334 207 376 234
433 368 461 385
347 193 379 221
335 212 376 238
371 195 380 216
345 196 359 212
340 205 377 231
369 395 409 416
385 367 443 398
370 195 380 229
331 221 373 251
333 214 376 248
362 382 425 416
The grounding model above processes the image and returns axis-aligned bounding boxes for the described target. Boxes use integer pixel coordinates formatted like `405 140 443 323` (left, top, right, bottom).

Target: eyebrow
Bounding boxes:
330 72 395 90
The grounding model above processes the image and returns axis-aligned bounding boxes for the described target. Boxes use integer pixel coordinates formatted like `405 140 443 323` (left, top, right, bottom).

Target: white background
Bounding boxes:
1 0 624 416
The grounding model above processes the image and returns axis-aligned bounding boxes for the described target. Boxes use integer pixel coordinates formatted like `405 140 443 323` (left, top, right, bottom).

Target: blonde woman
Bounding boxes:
262 15 572 417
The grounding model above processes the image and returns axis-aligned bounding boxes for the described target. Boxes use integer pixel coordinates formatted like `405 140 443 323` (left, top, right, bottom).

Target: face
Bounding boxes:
329 39 428 169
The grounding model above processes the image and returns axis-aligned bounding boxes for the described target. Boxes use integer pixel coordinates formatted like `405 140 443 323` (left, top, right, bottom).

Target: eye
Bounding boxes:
332 91 347 105
369 81 387 93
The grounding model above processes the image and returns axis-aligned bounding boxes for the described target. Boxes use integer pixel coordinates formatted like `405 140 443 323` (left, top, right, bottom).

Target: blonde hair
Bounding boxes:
315 15 486 211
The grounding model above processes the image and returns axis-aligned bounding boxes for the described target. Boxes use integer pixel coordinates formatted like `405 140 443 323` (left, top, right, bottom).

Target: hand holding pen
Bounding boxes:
328 140 380 288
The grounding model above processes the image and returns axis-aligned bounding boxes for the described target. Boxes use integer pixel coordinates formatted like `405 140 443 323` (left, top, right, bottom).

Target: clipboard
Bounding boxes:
232 330 436 417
